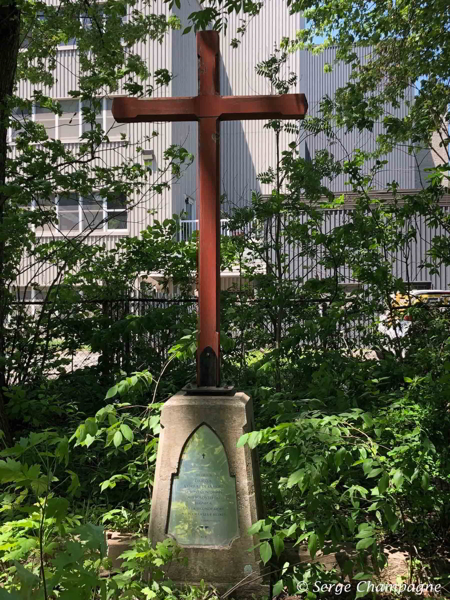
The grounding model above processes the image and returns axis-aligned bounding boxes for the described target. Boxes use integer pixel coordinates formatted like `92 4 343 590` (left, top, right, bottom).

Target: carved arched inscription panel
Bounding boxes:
167 424 239 546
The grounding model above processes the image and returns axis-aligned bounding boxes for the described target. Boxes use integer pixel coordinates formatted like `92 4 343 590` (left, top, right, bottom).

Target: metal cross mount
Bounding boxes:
112 31 308 393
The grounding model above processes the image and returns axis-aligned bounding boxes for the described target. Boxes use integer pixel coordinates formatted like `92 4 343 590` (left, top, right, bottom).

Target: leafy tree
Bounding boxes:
1 1 450 597
0 0 194 443
289 0 449 177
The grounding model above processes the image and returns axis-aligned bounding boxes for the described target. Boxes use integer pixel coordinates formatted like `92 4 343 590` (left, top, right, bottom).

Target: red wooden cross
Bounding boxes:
112 31 307 389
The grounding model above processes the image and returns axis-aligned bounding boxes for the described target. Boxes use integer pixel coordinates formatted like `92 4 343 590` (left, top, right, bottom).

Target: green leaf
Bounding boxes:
113 431 123 448
0 588 22 600
248 430 262 449
258 529 272 540
236 433 249 448
108 412 118 426
273 579 284 596
0 459 24 483
13 561 39 585
308 532 318 559
367 468 383 478
85 434 95 448
378 473 389 494
248 520 263 535
85 417 98 436
355 528 375 539
421 472 430 490
105 385 118 399
362 412 373 427
66 470 80 495
355 581 371 598
356 537 375 550
286 523 297 537
347 517 356 533
76 424 87 443
383 505 399 532
55 437 69 466
273 534 284 558
46 497 69 524
392 470 404 488
52 543 84 570
362 459 374 474
120 424 134 442
117 380 129 396
76 523 107 557
287 469 304 488
335 447 346 468
260 541 272 565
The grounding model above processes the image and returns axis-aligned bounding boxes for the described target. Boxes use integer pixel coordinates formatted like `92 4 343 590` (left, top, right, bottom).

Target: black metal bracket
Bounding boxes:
183 383 235 396
198 345 218 387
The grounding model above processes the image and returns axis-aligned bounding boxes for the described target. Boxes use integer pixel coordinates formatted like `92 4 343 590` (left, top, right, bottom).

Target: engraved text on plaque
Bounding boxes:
167 424 239 546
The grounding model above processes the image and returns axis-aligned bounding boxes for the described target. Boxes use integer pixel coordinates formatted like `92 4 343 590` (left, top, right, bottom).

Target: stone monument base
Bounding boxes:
149 390 268 597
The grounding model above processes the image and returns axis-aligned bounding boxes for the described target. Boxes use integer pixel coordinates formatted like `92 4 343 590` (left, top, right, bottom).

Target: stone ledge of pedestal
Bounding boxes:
148 390 267 594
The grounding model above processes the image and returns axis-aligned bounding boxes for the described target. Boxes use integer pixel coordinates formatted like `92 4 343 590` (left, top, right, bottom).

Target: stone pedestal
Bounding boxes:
149 390 267 596
105 531 137 570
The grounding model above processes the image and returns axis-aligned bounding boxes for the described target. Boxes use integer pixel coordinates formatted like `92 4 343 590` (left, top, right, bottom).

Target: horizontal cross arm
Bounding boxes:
113 93 308 124
217 93 308 120
112 97 198 123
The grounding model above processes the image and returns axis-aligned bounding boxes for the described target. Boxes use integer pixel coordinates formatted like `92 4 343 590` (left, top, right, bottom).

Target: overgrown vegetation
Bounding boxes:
0 0 449 598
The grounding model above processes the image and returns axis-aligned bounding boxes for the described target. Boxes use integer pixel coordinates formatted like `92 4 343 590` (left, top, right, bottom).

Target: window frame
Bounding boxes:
104 193 128 231
9 98 127 144
57 7 129 50
33 193 129 235
9 105 33 141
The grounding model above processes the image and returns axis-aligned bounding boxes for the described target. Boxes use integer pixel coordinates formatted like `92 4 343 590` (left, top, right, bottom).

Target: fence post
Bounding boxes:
100 299 111 379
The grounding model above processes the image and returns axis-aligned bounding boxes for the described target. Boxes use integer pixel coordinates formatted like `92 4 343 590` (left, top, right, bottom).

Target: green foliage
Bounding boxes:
1 0 450 597
287 0 449 189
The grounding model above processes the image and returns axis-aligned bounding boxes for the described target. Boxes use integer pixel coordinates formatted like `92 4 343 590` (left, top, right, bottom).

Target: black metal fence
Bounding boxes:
11 291 375 378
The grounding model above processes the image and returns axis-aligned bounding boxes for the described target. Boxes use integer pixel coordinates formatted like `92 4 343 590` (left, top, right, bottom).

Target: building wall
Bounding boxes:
289 204 450 290
14 1 449 291
415 127 449 188
16 0 306 288
171 0 304 215
297 47 417 191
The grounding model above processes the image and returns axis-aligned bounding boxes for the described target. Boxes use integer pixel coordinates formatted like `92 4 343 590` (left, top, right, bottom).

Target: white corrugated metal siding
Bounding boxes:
14 0 450 291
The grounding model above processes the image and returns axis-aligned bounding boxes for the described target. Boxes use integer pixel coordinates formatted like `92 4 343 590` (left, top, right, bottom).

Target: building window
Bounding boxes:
338 282 361 294
407 281 432 290
35 193 127 234
58 193 80 232
35 105 56 138
34 197 57 233
10 106 31 140
106 194 127 230
20 11 46 49
81 99 104 134
59 100 80 141
105 99 127 138
9 98 126 143
59 33 77 47
82 193 104 230
59 8 127 48
15 287 46 315
184 196 195 220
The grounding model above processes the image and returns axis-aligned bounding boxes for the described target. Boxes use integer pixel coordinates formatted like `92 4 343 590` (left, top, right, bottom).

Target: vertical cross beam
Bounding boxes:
197 32 221 387
111 30 307 391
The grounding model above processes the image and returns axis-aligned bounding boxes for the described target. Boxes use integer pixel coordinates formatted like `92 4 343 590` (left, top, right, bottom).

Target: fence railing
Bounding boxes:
177 219 232 241
10 293 375 378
